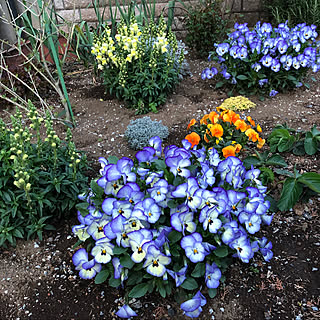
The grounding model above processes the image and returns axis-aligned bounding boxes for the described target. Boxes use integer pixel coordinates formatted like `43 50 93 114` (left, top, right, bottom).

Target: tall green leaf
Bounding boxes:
277 178 303 211
297 172 320 193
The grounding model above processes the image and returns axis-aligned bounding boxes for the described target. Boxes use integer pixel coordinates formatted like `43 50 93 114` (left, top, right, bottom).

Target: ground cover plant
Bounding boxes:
92 15 184 114
202 21 320 97
0 101 88 247
72 135 274 318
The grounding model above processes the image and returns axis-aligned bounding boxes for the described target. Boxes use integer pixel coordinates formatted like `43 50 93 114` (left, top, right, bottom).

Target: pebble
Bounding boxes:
220 307 224 312
34 242 39 248
312 267 318 271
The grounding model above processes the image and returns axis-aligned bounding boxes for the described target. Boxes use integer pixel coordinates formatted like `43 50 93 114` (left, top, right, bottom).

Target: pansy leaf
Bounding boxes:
214 245 229 258
127 271 143 286
90 179 104 196
173 176 184 187
113 246 128 255
304 134 318 155
75 202 89 217
180 277 198 290
215 81 224 88
109 277 121 288
168 230 182 244
208 288 217 298
297 172 320 193
95 269 110 284
265 154 287 167
167 200 178 209
237 75 248 80
129 283 149 298
242 156 262 169
154 159 166 170
277 178 303 211
107 155 119 164
72 239 83 249
120 253 135 269
191 263 205 278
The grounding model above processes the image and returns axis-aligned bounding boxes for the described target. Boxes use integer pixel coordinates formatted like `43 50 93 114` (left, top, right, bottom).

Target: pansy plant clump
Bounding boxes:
185 106 265 159
203 21 320 97
92 15 184 114
72 136 273 318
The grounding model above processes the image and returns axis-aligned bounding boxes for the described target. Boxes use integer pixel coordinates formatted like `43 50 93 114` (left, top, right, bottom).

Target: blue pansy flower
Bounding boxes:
230 235 253 263
205 262 222 289
171 211 196 235
180 233 210 263
91 237 114 264
149 136 162 156
180 290 207 318
167 265 188 287
216 43 230 56
147 179 169 203
116 305 137 318
143 245 171 277
172 177 203 210
127 229 153 263
72 248 102 279
165 154 191 178
133 198 162 223
258 237 273 262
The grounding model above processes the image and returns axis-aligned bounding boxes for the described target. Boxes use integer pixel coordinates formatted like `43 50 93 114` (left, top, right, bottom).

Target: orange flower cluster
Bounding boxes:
185 108 265 158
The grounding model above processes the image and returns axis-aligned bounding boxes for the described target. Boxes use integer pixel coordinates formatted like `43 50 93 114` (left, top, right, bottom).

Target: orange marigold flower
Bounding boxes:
187 118 196 130
235 143 242 153
234 119 248 132
222 145 236 158
256 124 262 133
200 114 210 125
257 137 265 149
223 110 240 124
204 133 210 143
208 111 219 124
245 128 259 142
185 132 201 148
209 123 224 138
247 116 256 127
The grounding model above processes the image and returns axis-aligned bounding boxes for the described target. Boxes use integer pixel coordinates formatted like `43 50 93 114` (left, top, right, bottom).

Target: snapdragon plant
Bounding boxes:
92 15 184 114
203 21 320 97
72 136 274 318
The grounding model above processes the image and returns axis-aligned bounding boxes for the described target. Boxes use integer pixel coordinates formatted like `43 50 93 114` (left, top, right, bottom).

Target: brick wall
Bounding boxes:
53 0 265 36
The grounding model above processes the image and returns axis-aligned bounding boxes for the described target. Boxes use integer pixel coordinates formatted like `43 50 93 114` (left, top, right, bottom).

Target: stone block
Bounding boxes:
243 0 261 12
57 9 81 23
54 0 65 10
222 0 242 12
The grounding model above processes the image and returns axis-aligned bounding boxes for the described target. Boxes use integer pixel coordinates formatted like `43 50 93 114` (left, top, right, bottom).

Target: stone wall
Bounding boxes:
53 0 265 36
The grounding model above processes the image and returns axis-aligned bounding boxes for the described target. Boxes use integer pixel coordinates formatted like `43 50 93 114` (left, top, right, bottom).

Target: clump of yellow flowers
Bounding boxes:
219 96 256 111
91 15 183 113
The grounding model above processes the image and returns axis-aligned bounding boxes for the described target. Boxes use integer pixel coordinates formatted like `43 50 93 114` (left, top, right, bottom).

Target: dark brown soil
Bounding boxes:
0 52 319 320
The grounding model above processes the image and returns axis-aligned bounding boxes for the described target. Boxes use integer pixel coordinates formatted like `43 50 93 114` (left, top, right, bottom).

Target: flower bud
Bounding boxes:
25 183 31 191
51 143 56 148
76 159 81 164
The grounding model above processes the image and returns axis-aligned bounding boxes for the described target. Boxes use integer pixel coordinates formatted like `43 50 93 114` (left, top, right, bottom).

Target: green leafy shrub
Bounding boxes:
125 116 169 150
268 124 320 155
92 15 184 114
183 0 228 57
264 0 320 28
0 102 89 247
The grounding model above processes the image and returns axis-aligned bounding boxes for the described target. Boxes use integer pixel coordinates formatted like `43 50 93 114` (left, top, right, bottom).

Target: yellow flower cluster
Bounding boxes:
219 96 256 111
91 17 171 72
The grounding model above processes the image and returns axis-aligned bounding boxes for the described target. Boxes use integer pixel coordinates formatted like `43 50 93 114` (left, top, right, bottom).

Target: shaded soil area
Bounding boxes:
0 52 319 320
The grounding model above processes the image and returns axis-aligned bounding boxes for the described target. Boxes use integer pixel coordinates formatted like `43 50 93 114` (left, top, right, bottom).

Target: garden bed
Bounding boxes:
0 53 319 320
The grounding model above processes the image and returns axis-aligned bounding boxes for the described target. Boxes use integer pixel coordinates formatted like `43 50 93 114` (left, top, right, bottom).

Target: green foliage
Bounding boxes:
125 117 169 150
17 0 74 124
264 0 320 28
276 169 320 211
92 16 183 113
268 124 320 155
183 0 228 57
0 102 88 247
